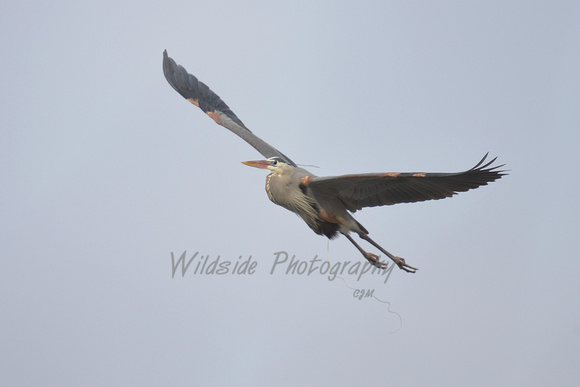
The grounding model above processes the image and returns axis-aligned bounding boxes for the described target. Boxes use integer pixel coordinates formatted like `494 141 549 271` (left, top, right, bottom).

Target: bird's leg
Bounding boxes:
343 233 388 270
359 233 418 273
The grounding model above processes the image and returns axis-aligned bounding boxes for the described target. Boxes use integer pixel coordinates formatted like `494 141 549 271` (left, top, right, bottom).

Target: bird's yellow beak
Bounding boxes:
242 160 270 169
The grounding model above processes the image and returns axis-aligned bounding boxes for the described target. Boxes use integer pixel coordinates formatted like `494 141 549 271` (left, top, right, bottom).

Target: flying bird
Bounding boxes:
162 50 505 273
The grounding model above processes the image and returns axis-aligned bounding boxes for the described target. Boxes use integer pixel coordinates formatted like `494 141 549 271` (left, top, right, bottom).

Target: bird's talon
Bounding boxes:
364 253 387 269
394 256 418 273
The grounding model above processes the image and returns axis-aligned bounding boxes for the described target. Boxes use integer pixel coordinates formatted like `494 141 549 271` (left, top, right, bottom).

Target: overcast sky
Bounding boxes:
2 1 579 386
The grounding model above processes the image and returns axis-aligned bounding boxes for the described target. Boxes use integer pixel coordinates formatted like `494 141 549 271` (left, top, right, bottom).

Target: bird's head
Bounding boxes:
242 157 290 175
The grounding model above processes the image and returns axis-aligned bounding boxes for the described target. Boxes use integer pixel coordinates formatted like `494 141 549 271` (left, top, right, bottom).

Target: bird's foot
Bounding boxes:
364 253 388 269
393 256 418 273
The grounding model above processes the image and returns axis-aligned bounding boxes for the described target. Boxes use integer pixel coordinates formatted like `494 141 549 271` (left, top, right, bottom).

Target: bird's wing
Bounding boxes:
308 154 506 212
162 50 296 166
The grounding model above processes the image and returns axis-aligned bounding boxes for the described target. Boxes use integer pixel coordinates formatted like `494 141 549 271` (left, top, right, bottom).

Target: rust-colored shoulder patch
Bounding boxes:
319 210 340 224
206 111 222 125
412 173 426 177
187 98 200 107
382 172 401 177
300 176 312 186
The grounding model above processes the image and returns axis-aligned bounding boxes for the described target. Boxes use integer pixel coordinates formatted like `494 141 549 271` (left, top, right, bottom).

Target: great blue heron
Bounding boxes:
162 50 505 273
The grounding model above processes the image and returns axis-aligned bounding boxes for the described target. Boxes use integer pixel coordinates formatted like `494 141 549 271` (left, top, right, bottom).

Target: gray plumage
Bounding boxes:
162 50 506 273
162 51 295 166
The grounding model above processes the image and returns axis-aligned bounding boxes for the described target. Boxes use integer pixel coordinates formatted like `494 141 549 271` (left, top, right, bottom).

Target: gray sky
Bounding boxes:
2 1 579 386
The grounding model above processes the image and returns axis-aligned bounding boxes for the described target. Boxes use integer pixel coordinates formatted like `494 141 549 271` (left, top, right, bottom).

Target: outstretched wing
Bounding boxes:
162 50 296 166
308 154 506 212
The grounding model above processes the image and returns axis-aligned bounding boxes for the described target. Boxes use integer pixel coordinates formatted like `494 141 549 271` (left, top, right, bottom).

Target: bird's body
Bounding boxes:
260 162 354 240
264 164 332 237
162 50 506 273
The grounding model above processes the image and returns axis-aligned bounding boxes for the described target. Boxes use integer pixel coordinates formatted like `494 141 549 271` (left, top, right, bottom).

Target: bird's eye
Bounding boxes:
270 160 278 166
